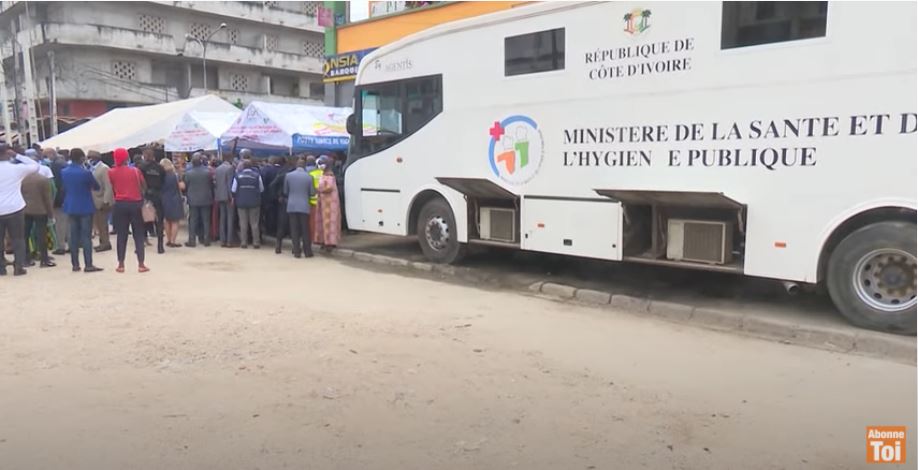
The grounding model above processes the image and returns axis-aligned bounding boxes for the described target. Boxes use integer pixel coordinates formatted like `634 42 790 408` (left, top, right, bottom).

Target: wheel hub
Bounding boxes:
854 249 917 312
425 216 449 251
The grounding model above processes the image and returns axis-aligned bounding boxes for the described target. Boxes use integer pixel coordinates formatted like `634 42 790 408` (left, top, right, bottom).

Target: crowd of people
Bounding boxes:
0 141 345 276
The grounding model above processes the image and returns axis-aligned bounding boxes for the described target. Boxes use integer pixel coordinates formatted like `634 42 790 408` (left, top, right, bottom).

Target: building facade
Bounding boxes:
0 1 328 144
322 1 526 108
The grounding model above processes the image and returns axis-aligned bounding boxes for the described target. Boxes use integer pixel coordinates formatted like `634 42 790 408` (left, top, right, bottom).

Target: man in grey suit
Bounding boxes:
183 153 214 247
282 157 316 258
214 154 236 247
89 150 113 252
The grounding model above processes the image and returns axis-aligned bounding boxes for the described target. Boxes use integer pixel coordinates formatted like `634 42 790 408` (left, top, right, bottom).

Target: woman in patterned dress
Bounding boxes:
314 156 341 250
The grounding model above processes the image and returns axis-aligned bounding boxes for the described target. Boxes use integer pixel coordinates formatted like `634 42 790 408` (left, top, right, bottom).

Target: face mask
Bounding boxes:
318 163 327 170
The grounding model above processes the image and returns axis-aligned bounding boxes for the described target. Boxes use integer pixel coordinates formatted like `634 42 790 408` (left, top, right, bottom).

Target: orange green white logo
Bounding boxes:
866 426 906 464
488 115 544 186
624 8 651 35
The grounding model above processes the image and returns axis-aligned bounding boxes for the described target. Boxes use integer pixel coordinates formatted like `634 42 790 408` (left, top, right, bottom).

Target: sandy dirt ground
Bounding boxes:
0 243 914 470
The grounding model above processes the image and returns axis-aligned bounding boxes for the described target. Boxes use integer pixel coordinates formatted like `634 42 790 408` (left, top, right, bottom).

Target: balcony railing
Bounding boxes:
25 22 323 74
187 40 323 74
35 78 325 107
187 87 324 106
152 1 323 33
42 22 176 55
0 0 21 15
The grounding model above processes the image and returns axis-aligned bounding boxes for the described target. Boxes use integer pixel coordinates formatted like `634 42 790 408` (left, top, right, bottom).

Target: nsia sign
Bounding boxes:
323 48 377 83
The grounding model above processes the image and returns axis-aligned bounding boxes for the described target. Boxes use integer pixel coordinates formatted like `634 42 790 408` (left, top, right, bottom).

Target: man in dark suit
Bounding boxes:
270 157 295 254
259 156 281 237
138 147 166 253
48 149 69 255
182 153 214 247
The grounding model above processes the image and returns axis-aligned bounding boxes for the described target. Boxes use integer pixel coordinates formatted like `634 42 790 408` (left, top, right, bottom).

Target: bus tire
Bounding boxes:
826 221 916 335
417 198 466 264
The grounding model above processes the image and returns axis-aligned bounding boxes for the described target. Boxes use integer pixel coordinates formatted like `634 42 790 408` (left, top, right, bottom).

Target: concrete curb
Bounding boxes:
325 247 916 365
541 282 577 299
323 245 459 278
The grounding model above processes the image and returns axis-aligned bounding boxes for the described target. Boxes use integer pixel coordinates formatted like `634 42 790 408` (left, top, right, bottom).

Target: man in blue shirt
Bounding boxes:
61 149 102 273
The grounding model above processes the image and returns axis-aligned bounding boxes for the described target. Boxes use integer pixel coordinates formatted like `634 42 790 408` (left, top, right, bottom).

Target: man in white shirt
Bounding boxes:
0 143 41 276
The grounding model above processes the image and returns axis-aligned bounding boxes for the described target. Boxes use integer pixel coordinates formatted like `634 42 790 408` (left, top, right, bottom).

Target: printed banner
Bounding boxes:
317 6 333 27
292 134 349 151
165 111 239 152
221 102 350 150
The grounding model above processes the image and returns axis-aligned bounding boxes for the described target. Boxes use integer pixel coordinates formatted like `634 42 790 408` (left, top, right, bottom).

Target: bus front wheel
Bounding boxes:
417 198 466 264
827 221 917 335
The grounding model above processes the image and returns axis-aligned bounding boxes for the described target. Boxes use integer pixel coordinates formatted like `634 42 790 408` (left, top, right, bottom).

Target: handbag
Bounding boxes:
142 200 157 223
133 168 156 223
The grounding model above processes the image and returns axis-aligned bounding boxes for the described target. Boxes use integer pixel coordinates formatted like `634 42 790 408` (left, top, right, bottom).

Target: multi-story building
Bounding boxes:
0 1 328 143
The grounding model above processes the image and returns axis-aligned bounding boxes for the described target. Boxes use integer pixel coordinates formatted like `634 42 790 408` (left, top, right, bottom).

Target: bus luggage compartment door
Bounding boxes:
520 197 622 261
359 189 405 235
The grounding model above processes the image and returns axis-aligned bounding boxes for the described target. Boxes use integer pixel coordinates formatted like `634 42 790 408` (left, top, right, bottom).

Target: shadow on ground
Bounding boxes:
340 232 845 330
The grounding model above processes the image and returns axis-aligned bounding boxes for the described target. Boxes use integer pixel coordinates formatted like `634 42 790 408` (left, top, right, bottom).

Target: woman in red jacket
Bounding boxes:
107 148 149 273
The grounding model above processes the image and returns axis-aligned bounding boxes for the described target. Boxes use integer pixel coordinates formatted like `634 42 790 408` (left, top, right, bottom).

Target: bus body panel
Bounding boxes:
345 1 917 283
520 198 623 260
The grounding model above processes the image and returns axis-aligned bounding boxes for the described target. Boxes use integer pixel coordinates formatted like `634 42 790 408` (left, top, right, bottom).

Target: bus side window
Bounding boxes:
404 77 442 134
721 1 828 49
504 27 565 76
361 91 380 137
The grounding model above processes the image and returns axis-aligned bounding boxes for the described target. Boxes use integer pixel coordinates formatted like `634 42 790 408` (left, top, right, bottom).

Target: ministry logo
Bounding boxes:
487 115 544 186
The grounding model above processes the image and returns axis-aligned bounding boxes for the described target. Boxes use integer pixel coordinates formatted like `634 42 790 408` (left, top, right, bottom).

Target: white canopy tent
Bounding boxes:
164 110 241 152
39 95 239 153
221 101 352 153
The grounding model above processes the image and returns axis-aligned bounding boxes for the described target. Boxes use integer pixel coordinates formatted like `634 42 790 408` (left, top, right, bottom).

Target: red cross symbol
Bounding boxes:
489 121 504 140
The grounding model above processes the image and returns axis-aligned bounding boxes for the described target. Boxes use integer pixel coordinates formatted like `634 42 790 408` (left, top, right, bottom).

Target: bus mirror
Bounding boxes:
346 114 358 136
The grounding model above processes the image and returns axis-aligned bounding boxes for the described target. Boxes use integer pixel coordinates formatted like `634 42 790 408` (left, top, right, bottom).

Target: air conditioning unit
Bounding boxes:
666 219 733 265
479 207 516 243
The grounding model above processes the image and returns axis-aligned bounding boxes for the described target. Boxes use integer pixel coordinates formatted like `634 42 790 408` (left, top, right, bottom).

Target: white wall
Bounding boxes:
48 49 161 103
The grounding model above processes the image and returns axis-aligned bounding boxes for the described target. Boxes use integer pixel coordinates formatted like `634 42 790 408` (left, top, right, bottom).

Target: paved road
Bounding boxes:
0 243 914 469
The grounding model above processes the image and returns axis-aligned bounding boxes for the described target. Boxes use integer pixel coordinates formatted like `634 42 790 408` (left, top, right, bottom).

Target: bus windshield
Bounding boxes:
349 74 443 162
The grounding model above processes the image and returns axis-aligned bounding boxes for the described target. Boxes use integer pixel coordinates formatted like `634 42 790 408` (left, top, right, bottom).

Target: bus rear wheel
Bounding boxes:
827 221 917 335
417 198 466 264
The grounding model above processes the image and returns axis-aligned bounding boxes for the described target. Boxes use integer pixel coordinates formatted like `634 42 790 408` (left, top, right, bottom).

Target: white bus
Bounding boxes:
343 1 917 334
